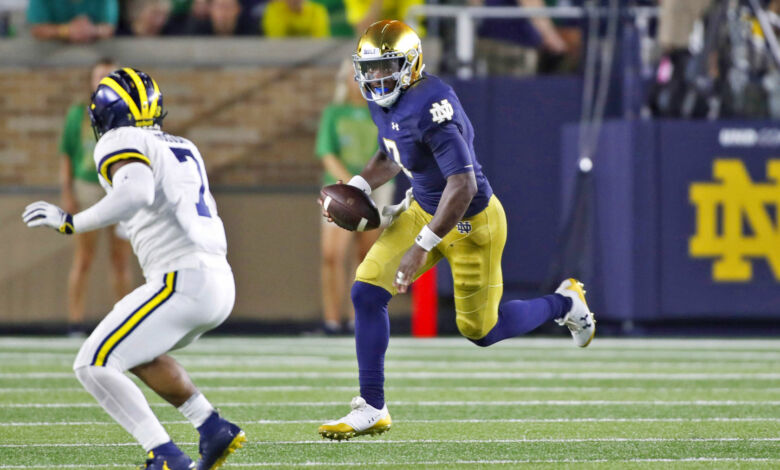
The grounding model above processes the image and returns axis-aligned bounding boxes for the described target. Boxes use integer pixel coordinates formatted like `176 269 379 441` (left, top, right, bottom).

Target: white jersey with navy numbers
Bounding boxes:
93 126 227 277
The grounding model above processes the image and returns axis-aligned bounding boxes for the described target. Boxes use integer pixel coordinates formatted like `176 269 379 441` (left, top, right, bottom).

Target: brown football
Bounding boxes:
320 184 380 231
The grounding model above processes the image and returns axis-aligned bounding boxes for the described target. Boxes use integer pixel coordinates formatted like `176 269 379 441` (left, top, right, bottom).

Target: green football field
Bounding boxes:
0 336 778 469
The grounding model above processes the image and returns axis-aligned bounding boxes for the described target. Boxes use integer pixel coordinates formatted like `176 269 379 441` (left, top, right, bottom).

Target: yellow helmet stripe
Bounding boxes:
123 68 150 120
148 77 161 120
99 76 142 121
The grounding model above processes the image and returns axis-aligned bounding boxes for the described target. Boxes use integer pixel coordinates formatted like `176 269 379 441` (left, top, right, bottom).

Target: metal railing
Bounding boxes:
406 5 659 78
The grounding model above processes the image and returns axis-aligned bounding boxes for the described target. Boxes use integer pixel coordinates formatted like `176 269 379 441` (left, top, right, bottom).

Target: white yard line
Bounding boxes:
2 385 778 393
2 437 780 448
2 417 779 426
4 349 780 362
1 459 779 468
3 371 780 380
5 400 779 408
2 355 774 370
2 336 779 351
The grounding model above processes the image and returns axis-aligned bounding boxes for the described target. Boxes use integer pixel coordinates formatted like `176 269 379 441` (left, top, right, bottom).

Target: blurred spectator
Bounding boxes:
60 58 132 336
190 0 213 19
162 0 212 34
27 0 118 43
121 0 173 36
539 0 583 73
345 0 423 37
312 0 353 37
263 0 330 37
188 0 258 35
314 60 393 335
475 0 568 76
649 0 713 117
168 0 209 17
658 0 712 55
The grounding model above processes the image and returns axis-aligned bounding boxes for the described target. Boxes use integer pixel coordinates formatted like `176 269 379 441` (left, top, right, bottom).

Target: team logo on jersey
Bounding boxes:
391 122 400 131
430 99 454 124
456 221 472 234
689 158 780 282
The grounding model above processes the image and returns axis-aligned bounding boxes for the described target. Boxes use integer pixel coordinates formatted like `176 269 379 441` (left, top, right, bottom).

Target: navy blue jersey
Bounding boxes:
368 73 493 217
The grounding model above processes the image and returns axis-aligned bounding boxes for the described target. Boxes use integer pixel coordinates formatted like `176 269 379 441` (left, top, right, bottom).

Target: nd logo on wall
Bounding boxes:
689 159 780 282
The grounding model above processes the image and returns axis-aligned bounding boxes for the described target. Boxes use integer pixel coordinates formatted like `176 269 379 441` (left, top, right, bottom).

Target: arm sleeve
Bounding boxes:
424 123 474 178
72 162 155 233
92 128 153 185
315 106 337 158
415 93 473 177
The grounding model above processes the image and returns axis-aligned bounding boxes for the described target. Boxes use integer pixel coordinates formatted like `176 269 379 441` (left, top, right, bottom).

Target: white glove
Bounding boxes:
380 187 414 228
22 201 74 234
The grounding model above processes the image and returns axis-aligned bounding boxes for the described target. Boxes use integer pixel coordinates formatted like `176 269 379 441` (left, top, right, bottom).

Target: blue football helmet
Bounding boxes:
89 67 165 139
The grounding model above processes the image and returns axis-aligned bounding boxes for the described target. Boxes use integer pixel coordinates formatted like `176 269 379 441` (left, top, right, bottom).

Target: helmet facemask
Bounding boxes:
353 49 420 107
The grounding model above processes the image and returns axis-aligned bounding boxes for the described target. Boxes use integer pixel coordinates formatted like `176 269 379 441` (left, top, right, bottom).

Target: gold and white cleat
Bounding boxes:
318 396 392 441
555 278 596 347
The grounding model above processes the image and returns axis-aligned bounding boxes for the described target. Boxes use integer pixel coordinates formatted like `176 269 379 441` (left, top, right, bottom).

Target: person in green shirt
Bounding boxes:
59 58 132 335
314 61 395 335
27 0 118 43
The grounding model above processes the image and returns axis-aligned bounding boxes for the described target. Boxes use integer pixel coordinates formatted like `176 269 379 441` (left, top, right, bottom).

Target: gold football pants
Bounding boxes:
355 195 507 340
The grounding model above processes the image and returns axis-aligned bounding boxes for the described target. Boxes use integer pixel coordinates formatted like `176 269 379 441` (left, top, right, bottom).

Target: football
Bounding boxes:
320 184 380 231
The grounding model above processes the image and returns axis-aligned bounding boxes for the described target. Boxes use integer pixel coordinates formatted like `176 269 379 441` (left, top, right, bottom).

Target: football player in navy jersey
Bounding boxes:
318 20 596 441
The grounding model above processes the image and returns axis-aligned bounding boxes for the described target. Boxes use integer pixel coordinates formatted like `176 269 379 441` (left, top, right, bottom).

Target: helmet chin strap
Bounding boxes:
374 89 400 107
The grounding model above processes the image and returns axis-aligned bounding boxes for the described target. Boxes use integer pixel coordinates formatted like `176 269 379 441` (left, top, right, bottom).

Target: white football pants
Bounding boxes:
73 266 235 450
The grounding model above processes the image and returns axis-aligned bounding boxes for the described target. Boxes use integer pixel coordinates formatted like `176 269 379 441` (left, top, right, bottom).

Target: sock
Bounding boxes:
150 441 183 457
177 392 215 429
471 294 571 347
74 365 170 451
351 281 392 410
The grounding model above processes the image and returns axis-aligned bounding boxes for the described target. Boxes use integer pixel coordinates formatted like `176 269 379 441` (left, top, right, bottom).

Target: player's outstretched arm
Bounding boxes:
22 161 154 234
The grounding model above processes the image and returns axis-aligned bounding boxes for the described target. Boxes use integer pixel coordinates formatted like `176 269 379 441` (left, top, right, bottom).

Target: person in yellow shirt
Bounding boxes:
263 0 330 37
344 0 422 36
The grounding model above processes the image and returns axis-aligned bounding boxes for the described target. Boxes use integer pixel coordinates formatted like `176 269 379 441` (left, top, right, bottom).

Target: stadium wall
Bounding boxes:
0 38 430 329
562 120 780 328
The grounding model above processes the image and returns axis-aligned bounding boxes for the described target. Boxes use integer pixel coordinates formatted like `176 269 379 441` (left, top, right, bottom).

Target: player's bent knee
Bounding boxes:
351 281 392 313
74 365 99 390
456 316 491 340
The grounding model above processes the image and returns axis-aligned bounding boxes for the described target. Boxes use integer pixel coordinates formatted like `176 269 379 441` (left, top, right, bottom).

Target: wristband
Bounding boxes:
347 175 371 195
59 213 74 235
415 225 441 252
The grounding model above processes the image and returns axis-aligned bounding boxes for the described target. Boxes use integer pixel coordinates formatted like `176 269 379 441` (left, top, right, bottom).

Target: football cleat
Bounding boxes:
554 278 596 348
319 396 392 441
141 450 195 470
196 414 246 470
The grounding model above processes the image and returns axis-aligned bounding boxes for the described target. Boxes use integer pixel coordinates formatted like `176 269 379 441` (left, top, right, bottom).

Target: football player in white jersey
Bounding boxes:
23 68 245 470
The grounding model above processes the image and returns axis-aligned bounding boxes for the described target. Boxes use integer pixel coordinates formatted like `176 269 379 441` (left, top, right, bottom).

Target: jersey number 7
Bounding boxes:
169 147 212 218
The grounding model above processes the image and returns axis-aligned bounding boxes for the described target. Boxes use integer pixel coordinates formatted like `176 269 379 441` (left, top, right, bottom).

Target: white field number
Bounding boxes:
383 138 412 178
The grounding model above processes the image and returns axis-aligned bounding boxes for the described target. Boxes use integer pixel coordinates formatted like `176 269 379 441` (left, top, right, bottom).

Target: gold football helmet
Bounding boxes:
353 20 424 107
